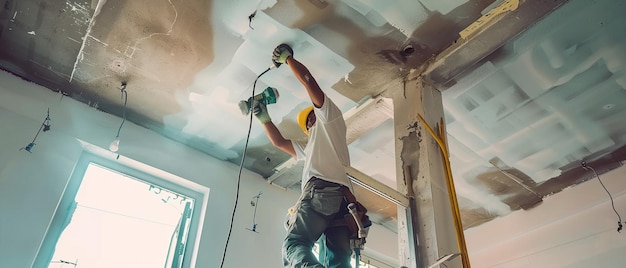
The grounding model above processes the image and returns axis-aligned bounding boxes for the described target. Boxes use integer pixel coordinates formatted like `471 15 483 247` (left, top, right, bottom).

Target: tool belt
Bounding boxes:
330 187 371 239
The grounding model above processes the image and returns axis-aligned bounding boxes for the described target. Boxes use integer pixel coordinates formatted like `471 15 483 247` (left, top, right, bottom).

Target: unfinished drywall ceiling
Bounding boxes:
438 0 626 227
1 0 625 232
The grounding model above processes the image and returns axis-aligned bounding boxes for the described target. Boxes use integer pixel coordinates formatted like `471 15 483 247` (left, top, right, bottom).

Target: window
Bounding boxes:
34 152 207 268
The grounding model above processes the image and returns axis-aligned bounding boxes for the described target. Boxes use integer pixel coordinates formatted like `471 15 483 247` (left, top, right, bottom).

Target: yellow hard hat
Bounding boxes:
297 106 314 135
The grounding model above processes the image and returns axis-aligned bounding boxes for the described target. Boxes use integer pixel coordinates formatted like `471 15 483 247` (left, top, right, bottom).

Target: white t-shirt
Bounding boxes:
292 94 351 189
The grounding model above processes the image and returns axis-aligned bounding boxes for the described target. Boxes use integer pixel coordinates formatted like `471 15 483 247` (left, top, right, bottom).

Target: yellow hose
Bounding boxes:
416 113 470 268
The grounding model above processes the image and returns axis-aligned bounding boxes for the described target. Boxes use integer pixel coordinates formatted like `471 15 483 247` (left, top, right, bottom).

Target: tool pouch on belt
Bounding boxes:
344 202 370 239
330 187 371 239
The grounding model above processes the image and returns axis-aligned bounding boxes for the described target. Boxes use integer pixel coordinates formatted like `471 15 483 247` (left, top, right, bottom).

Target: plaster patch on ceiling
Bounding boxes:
341 0 387 27
175 8 356 160
317 1 400 40
237 11 354 91
183 88 258 149
342 0 429 37
455 167 512 216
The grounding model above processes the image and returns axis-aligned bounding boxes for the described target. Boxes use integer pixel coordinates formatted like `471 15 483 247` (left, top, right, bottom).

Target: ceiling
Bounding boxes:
2 0 626 235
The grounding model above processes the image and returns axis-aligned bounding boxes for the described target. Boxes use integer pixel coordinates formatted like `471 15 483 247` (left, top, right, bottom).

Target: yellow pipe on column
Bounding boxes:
416 113 470 268
438 118 470 268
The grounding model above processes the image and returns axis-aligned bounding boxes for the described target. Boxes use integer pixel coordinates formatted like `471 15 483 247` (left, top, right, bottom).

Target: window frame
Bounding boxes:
34 151 207 268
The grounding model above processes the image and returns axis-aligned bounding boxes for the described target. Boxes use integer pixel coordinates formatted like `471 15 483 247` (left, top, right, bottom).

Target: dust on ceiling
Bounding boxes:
2 0 626 231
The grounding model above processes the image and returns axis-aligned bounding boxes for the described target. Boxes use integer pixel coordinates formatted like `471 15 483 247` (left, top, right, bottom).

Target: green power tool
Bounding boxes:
238 86 280 115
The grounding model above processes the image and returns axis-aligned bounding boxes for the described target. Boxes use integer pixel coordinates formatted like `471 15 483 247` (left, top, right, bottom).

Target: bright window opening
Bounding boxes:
35 152 205 268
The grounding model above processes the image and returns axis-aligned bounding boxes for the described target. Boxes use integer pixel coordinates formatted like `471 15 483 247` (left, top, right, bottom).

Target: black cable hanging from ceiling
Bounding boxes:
21 108 52 153
220 66 272 268
109 82 128 154
581 161 624 233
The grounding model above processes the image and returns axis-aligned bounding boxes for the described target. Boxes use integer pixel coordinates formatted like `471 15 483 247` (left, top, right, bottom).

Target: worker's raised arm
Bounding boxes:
285 57 324 108
252 103 296 158
261 121 296 158
273 44 324 108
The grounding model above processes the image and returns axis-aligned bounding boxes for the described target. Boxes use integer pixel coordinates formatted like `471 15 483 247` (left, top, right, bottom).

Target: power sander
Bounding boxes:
238 86 280 115
238 43 291 115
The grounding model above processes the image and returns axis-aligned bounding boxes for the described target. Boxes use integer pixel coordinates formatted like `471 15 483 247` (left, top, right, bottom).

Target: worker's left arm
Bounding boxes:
285 57 324 109
253 103 296 158
272 45 324 108
261 121 296 158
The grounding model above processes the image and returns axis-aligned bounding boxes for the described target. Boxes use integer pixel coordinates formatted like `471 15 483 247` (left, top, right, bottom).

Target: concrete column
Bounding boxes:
388 76 460 268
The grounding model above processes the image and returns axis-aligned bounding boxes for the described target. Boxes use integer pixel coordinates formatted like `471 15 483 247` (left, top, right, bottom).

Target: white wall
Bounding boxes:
0 70 398 267
0 70 294 268
466 164 626 267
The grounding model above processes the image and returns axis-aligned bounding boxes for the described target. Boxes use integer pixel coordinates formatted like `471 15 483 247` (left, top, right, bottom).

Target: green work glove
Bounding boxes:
252 102 271 124
272 44 293 67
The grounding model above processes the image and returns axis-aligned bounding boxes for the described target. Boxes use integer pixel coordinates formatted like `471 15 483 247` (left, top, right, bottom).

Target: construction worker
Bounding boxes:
252 44 357 268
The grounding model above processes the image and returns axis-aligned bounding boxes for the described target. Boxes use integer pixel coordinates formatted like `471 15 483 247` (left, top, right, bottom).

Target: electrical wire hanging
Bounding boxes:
20 108 52 153
581 161 624 232
247 191 263 233
115 83 128 139
109 82 128 153
220 66 272 268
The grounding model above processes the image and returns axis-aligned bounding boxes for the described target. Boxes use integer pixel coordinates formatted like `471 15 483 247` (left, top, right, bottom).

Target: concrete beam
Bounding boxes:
423 0 568 88
344 96 394 144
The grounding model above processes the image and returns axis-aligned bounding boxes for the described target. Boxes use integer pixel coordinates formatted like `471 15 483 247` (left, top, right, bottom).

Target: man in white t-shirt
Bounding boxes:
252 44 357 268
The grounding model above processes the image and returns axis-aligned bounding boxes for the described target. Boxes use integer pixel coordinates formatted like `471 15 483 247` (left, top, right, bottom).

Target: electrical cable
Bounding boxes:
219 66 273 268
249 192 262 232
581 161 624 232
109 84 127 157
115 84 128 139
20 108 52 152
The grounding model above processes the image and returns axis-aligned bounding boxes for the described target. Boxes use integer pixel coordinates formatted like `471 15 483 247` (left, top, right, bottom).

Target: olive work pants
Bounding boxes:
282 178 352 268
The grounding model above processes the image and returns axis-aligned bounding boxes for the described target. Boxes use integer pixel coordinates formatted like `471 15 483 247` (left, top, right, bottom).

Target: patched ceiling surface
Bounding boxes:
2 0 626 232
